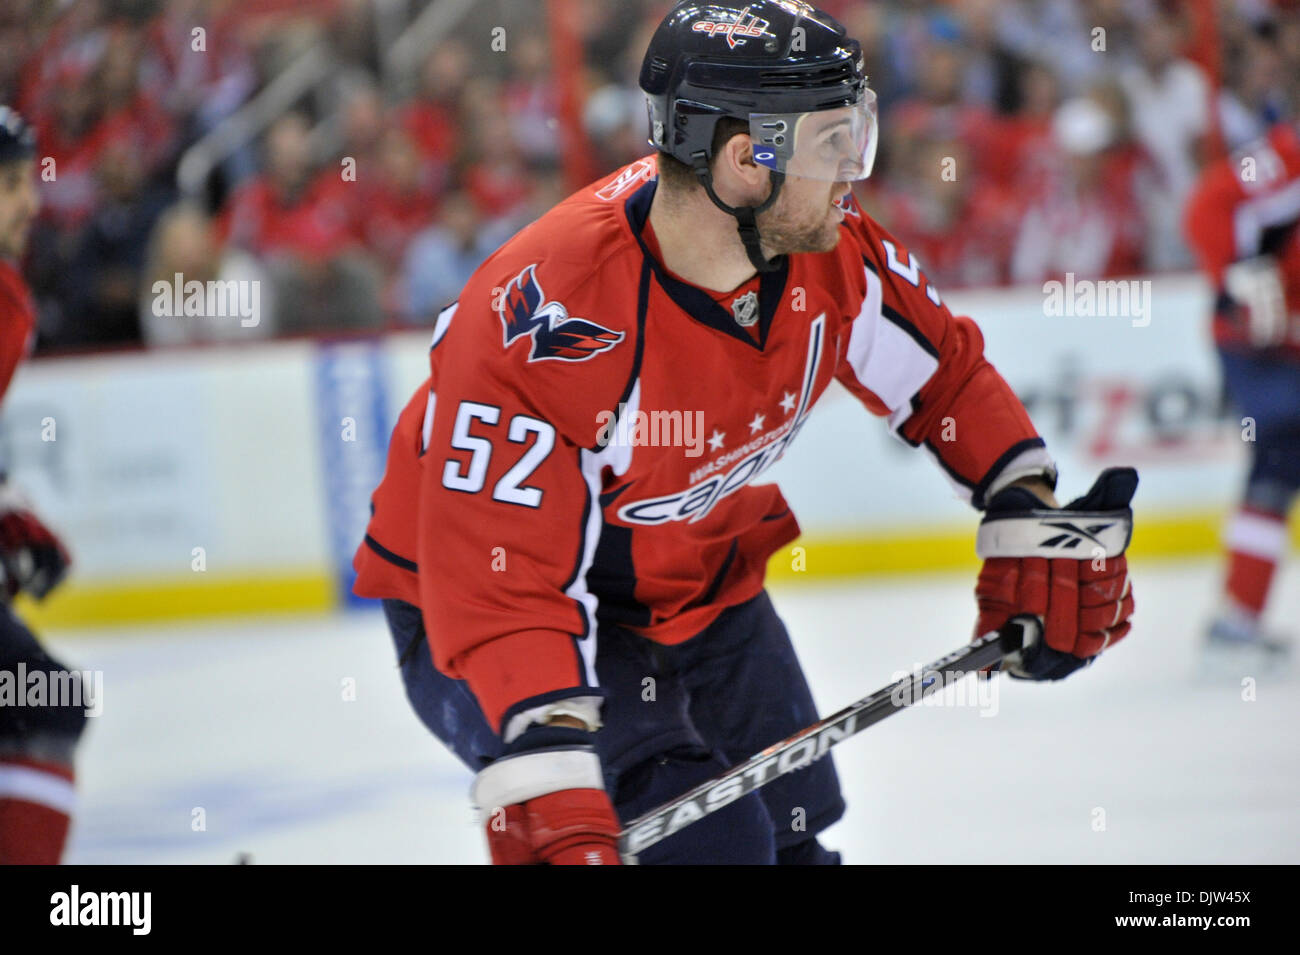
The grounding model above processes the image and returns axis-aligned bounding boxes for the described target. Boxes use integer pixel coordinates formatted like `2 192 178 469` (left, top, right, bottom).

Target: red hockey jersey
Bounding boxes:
354 156 1052 733
0 259 37 404
1184 122 1300 359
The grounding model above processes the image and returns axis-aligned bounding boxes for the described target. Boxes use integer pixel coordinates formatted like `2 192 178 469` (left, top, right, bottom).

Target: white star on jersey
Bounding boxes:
748 412 766 434
708 429 725 451
779 391 796 414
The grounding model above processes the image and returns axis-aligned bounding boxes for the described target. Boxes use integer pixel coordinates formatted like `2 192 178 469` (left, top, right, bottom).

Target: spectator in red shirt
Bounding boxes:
459 110 535 221
1011 95 1146 284
397 41 470 195
866 132 1022 289
503 34 561 166
219 112 352 260
346 126 440 314
220 113 380 334
93 24 176 179
335 83 387 182
33 63 107 232
982 61 1061 193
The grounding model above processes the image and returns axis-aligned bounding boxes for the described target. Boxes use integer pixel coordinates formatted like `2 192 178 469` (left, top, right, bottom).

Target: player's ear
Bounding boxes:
715 132 768 203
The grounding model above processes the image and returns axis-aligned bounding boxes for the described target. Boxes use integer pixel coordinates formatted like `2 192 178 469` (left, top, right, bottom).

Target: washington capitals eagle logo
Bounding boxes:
498 264 624 362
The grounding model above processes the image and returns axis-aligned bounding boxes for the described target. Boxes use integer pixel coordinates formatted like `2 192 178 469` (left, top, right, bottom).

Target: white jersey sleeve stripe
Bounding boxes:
844 265 939 430
420 389 436 455
1234 179 1300 258
430 302 458 350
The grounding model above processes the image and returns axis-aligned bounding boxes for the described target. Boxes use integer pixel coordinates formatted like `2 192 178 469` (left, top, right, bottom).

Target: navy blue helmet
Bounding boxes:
638 2 875 270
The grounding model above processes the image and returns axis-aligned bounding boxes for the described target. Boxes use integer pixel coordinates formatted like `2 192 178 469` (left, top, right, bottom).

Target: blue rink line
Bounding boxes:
65 763 468 860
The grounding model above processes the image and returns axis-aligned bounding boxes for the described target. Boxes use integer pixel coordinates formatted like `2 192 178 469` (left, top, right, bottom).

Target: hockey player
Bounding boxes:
354 1 1137 865
1185 119 1300 666
0 106 81 864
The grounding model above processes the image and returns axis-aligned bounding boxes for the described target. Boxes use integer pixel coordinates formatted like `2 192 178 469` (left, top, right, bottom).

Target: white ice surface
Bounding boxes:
41 558 1300 864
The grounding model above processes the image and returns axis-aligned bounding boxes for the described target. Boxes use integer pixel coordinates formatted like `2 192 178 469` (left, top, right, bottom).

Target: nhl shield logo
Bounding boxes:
731 290 759 327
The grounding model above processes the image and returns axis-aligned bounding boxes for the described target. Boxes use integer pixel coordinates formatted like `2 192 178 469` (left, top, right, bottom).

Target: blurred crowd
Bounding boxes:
5 0 1300 352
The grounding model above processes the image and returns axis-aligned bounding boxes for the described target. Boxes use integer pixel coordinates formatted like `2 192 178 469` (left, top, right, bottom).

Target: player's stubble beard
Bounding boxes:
754 178 846 257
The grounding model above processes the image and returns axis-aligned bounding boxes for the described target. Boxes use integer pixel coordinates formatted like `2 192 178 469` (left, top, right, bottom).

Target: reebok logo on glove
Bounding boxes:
974 467 1139 682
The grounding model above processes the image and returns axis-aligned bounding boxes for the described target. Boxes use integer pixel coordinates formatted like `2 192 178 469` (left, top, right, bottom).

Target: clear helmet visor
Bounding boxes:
749 88 879 182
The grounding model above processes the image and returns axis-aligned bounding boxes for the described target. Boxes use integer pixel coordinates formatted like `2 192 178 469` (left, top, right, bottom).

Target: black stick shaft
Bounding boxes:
617 622 1028 860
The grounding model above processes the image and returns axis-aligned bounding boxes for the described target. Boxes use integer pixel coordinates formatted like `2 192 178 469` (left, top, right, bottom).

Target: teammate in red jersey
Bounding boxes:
1185 120 1300 666
355 1 1138 865
0 106 81 865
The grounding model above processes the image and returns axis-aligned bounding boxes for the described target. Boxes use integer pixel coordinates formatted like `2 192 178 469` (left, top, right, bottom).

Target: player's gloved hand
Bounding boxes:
0 506 72 601
472 724 622 865
974 467 1137 681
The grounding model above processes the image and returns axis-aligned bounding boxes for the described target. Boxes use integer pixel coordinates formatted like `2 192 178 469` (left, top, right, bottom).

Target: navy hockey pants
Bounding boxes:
0 606 87 764
1219 349 1300 507
382 590 846 864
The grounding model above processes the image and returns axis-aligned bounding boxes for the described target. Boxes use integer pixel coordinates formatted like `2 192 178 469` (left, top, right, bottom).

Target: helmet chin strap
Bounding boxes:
691 152 787 273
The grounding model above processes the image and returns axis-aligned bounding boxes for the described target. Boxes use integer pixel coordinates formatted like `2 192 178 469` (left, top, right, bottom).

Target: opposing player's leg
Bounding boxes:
0 607 87 864
668 590 847 864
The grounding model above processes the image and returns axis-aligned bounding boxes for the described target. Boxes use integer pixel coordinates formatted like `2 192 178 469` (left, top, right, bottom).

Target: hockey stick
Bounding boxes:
617 617 1037 862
